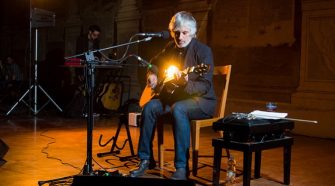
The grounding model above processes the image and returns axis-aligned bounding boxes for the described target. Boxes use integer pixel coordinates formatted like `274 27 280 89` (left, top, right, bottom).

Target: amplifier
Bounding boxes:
128 112 141 127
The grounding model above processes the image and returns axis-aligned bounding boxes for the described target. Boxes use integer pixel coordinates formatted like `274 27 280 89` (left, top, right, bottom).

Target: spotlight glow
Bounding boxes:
165 65 179 79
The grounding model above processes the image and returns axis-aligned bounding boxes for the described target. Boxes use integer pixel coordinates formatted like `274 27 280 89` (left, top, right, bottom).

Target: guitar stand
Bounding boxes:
97 113 137 161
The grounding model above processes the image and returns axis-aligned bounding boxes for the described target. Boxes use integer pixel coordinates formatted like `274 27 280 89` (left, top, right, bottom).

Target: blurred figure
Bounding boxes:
0 59 5 80
0 56 23 103
0 59 7 90
76 24 102 60
5 56 22 81
73 25 102 86
64 25 103 117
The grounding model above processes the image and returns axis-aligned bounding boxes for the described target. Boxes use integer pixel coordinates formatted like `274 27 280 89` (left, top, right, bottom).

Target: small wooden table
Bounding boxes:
212 136 294 186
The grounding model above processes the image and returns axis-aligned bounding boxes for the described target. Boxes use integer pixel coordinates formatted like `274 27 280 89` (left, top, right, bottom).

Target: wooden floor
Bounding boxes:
0 108 335 186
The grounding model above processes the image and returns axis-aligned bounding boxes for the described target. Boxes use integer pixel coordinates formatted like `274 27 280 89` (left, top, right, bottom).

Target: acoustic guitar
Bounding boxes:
139 63 209 107
96 82 122 110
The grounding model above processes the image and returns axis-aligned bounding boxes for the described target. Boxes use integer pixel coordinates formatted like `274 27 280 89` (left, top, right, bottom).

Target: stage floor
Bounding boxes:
0 108 334 186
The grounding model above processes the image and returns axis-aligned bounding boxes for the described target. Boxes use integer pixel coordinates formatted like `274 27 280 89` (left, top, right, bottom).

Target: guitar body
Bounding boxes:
100 83 122 110
139 81 179 107
139 85 156 108
139 64 209 108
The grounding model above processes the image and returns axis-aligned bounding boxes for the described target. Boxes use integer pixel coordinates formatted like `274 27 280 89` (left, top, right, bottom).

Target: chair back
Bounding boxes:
213 65 232 118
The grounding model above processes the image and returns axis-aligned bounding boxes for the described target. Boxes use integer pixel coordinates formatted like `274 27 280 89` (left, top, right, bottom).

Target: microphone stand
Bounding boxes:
64 37 152 60
37 37 156 185
82 52 97 175
67 38 153 176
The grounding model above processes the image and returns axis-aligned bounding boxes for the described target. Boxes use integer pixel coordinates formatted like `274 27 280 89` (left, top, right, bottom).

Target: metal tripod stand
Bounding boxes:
6 29 63 116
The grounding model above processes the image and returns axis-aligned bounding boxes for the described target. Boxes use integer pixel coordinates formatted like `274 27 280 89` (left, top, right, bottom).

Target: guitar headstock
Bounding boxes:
192 63 209 76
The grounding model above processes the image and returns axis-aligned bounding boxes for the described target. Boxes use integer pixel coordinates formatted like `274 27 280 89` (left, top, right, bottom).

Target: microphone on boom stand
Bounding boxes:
136 31 170 39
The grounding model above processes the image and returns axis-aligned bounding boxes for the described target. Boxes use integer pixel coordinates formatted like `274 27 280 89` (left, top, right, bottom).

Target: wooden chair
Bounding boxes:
190 65 232 175
156 65 232 175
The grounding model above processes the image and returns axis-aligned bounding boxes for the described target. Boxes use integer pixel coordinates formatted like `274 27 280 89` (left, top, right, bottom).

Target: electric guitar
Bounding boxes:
139 63 209 107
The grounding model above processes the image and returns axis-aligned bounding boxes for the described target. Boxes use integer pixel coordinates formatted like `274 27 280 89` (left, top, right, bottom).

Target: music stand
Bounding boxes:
6 8 62 116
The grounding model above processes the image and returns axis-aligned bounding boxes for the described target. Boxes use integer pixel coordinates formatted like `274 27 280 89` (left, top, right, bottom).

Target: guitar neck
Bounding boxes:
181 66 192 75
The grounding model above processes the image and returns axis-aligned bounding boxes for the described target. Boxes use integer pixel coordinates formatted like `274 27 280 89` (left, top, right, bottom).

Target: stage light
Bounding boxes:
165 65 179 80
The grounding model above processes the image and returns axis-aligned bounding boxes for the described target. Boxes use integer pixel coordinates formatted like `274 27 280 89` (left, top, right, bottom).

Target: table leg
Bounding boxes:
254 149 262 178
243 149 252 186
284 144 292 185
213 146 222 186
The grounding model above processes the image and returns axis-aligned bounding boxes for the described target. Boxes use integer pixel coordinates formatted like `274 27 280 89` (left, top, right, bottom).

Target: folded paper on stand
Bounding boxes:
250 110 288 119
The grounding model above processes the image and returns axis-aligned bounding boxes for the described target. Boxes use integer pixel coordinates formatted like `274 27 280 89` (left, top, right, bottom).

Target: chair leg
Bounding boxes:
191 123 200 176
192 150 199 176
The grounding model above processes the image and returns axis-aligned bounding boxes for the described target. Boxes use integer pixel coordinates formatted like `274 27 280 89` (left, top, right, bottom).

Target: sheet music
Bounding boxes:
250 110 288 119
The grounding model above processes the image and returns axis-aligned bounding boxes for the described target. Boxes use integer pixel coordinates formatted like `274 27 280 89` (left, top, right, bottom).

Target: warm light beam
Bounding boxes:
165 65 179 79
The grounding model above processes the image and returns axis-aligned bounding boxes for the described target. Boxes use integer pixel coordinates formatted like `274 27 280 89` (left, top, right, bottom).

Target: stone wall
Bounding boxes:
2 0 335 138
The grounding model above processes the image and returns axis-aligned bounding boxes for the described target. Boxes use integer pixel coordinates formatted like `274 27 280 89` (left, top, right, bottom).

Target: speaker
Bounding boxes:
0 139 9 166
71 175 195 186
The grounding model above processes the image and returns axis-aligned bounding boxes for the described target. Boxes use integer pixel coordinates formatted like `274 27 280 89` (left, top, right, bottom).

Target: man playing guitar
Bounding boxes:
130 11 217 180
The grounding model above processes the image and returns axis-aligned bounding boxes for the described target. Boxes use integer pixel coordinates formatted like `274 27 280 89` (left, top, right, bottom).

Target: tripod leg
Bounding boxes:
6 85 34 116
38 85 63 112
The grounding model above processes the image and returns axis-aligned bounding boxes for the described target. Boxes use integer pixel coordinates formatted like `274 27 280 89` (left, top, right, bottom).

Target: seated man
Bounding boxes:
130 11 217 180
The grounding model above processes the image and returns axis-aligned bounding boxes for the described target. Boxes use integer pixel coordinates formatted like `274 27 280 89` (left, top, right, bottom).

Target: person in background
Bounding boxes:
5 56 22 82
0 59 5 80
64 25 103 117
129 11 217 180
0 56 23 102
75 24 102 82
0 58 7 90
76 24 102 59
75 24 102 83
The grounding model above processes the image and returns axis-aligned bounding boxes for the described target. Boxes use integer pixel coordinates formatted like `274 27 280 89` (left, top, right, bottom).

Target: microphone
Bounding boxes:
132 55 152 68
137 31 170 39
130 54 158 74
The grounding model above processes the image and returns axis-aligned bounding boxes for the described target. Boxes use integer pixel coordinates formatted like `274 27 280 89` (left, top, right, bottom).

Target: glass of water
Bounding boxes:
266 102 277 112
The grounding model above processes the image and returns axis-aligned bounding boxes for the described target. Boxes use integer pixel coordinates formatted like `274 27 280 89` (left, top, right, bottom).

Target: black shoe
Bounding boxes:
170 168 187 180
129 159 155 177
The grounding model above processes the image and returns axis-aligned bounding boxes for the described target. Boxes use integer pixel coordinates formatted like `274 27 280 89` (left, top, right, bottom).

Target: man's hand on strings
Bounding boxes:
147 73 158 89
175 71 188 86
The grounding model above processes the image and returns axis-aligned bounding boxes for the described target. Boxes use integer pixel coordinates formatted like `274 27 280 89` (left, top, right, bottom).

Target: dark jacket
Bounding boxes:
150 38 217 116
